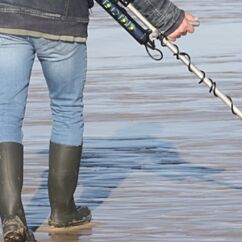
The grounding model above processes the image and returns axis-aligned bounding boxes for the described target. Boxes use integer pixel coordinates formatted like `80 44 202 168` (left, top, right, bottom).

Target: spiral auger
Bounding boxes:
159 35 240 119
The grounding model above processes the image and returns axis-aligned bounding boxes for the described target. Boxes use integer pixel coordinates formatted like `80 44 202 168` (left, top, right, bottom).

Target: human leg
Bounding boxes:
34 39 91 227
35 39 87 146
0 143 35 242
48 142 91 227
0 34 35 241
0 34 35 143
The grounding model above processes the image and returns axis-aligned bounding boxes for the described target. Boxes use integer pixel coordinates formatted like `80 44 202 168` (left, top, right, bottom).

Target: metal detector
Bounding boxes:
95 0 242 120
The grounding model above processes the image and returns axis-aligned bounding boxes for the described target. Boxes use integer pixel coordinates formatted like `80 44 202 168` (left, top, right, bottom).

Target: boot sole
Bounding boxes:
48 214 92 228
4 228 25 242
2 216 36 242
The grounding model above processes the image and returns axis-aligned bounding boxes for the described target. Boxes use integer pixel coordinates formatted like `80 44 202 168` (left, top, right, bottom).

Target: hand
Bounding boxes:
167 13 199 41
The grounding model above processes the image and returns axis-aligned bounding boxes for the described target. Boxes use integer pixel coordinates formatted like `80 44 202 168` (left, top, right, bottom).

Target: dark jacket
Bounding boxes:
132 0 184 35
0 0 184 41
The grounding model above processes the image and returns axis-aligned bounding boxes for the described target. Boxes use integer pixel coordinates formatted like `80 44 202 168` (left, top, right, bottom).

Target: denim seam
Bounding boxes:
64 0 70 17
143 0 166 20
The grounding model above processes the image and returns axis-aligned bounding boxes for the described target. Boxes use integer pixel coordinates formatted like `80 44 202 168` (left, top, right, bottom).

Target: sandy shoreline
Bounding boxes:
1 1 242 241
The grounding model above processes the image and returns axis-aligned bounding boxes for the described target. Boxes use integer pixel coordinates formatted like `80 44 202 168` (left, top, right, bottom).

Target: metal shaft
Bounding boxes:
126 3 242 120
162 38 242 120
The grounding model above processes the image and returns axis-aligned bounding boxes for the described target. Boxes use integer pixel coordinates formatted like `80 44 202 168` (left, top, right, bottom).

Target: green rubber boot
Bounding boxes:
48 142 91 228
0 142 36 242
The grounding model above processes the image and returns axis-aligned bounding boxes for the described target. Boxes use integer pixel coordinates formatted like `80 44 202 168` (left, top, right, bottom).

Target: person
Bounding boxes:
0 0 198 241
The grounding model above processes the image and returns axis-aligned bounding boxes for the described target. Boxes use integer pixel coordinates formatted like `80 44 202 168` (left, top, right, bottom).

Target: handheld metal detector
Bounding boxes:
95 0 242 120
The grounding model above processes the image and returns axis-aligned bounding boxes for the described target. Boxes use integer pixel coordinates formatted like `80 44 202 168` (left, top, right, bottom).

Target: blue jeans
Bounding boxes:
0 34 87 146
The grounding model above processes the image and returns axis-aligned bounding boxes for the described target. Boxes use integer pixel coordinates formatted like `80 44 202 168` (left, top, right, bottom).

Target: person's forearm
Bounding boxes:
132 0 185 35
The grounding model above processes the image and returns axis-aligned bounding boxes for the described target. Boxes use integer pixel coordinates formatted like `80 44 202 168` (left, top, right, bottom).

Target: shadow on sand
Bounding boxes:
24 129 240 242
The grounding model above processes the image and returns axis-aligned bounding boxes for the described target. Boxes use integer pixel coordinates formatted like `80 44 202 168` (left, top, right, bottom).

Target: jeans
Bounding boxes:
0 33 87 146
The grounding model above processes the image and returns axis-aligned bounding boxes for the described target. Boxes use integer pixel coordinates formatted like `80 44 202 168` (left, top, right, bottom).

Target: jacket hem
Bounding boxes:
0 28 87 43
0 12 88 38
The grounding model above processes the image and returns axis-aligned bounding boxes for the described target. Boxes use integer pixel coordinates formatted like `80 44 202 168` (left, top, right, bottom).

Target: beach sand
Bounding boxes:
1 1 242 241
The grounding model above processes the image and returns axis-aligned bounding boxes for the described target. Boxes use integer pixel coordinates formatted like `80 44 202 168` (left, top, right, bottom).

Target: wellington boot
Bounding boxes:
0 142 36 242
3 216 36 242
48 142 91 228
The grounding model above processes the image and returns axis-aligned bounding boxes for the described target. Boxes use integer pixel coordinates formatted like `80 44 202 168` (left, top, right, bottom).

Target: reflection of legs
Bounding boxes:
0 34 35 241
35 39 91 227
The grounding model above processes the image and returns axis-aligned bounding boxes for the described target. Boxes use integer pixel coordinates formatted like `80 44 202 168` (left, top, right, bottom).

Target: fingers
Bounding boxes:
185 13 200 33
185 19 195 33
186 13 200 28
168 22 193 41
167 13 199 41
185 13 198 21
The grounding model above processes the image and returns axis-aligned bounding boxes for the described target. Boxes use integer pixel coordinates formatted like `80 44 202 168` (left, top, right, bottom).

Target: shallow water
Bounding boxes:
1 1 242 241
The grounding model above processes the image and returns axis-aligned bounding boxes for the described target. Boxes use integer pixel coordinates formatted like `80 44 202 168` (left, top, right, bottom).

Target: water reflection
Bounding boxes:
48 227 92 242
22 130 242 242
1 1 242 241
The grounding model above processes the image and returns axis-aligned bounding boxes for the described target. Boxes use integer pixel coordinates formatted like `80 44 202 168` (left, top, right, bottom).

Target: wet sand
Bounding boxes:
1 1 242 241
